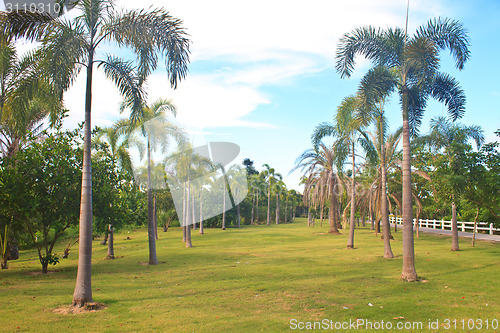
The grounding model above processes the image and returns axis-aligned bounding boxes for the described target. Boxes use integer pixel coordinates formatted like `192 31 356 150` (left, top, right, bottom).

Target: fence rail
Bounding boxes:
389 216 499 235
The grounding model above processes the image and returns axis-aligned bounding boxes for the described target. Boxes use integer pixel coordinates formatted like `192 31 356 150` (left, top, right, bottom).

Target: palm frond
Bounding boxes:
429 72 466 121
335 26 384 78
104 7 190 88
98 55 144 123
416 17 470 70
311 122 336 148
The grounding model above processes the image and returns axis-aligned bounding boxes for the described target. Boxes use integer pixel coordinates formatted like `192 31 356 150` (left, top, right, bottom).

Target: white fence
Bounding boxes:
389 216 498 235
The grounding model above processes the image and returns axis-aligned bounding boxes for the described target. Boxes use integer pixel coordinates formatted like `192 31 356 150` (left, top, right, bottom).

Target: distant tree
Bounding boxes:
243 158 259 176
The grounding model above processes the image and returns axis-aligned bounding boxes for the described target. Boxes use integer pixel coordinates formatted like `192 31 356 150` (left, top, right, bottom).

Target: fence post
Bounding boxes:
490 223 494 235
461 222 465 232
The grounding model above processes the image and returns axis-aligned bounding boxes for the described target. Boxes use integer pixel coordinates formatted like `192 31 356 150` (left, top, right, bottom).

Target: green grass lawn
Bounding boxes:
1 218 498 332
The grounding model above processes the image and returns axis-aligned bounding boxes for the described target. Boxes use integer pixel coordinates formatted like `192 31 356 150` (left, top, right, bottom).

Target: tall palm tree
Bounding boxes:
312 96 369 247
336 18 470 281
418 116 483 251
5 0 190 304
122 99 186 260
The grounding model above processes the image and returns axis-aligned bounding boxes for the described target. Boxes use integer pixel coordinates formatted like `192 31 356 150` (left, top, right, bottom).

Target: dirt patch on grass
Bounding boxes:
53 302 106 315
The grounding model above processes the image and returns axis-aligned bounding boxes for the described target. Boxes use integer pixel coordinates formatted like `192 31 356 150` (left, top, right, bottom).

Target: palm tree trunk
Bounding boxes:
380 122 394 258
147 140 158 264
192 189 196 230
222 180 226 230
182 184 186 242
199 190 204 235
472 207 479 247
154 192 158 240
328 173 340 234
370 196 375 231
256 191 259 224
347 142 356 249
275 194 279 225
185 180 192 247
73 50 94 306
285 200 288 224
106 224 114 260
267 187 271 226
451 202 459 251
251 194 255 225
401 91 418 281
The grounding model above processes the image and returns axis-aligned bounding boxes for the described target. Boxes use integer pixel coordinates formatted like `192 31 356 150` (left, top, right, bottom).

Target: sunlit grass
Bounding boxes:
0 218 498 332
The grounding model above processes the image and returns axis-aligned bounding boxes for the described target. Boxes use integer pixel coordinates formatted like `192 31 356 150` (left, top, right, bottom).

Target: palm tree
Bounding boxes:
92 121 145 180
122 98 186 260
361 122 402 258
4 0 190 304
293 143 343 234
0 33 64 158
418 116 484 251
312 96 369 247
336 18 470 281
272 179 285 224
262 164 281 226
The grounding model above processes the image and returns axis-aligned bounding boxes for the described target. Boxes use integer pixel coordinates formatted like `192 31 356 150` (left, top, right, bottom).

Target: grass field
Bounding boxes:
0 218 498 332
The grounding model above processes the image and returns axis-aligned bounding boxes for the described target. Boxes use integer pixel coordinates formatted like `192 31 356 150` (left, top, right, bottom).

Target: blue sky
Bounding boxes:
13 0 499 191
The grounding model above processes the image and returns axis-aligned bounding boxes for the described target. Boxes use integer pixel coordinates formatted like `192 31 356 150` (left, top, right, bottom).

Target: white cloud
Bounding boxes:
62 69 124 129
146 73 273 129
57 0 447 132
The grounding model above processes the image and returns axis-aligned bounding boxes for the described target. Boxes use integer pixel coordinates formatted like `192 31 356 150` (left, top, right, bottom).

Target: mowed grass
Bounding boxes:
0 218 498 332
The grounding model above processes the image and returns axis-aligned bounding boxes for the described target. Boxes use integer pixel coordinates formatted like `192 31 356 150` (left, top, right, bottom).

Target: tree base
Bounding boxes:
401 273 418 282
346 245 354 249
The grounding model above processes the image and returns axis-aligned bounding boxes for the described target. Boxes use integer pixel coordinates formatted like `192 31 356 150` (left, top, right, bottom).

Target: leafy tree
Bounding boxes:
0 128 81 273
243 158 258 176
336 18 470 280
419 117 484 251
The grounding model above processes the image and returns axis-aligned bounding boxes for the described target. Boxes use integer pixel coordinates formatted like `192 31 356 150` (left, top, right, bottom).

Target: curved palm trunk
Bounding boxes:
147 140 159 264
347 143 356 249
73 51 94 307
380 122 394 259
401 92 417 281
106 224 114 260
451 202 459 251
